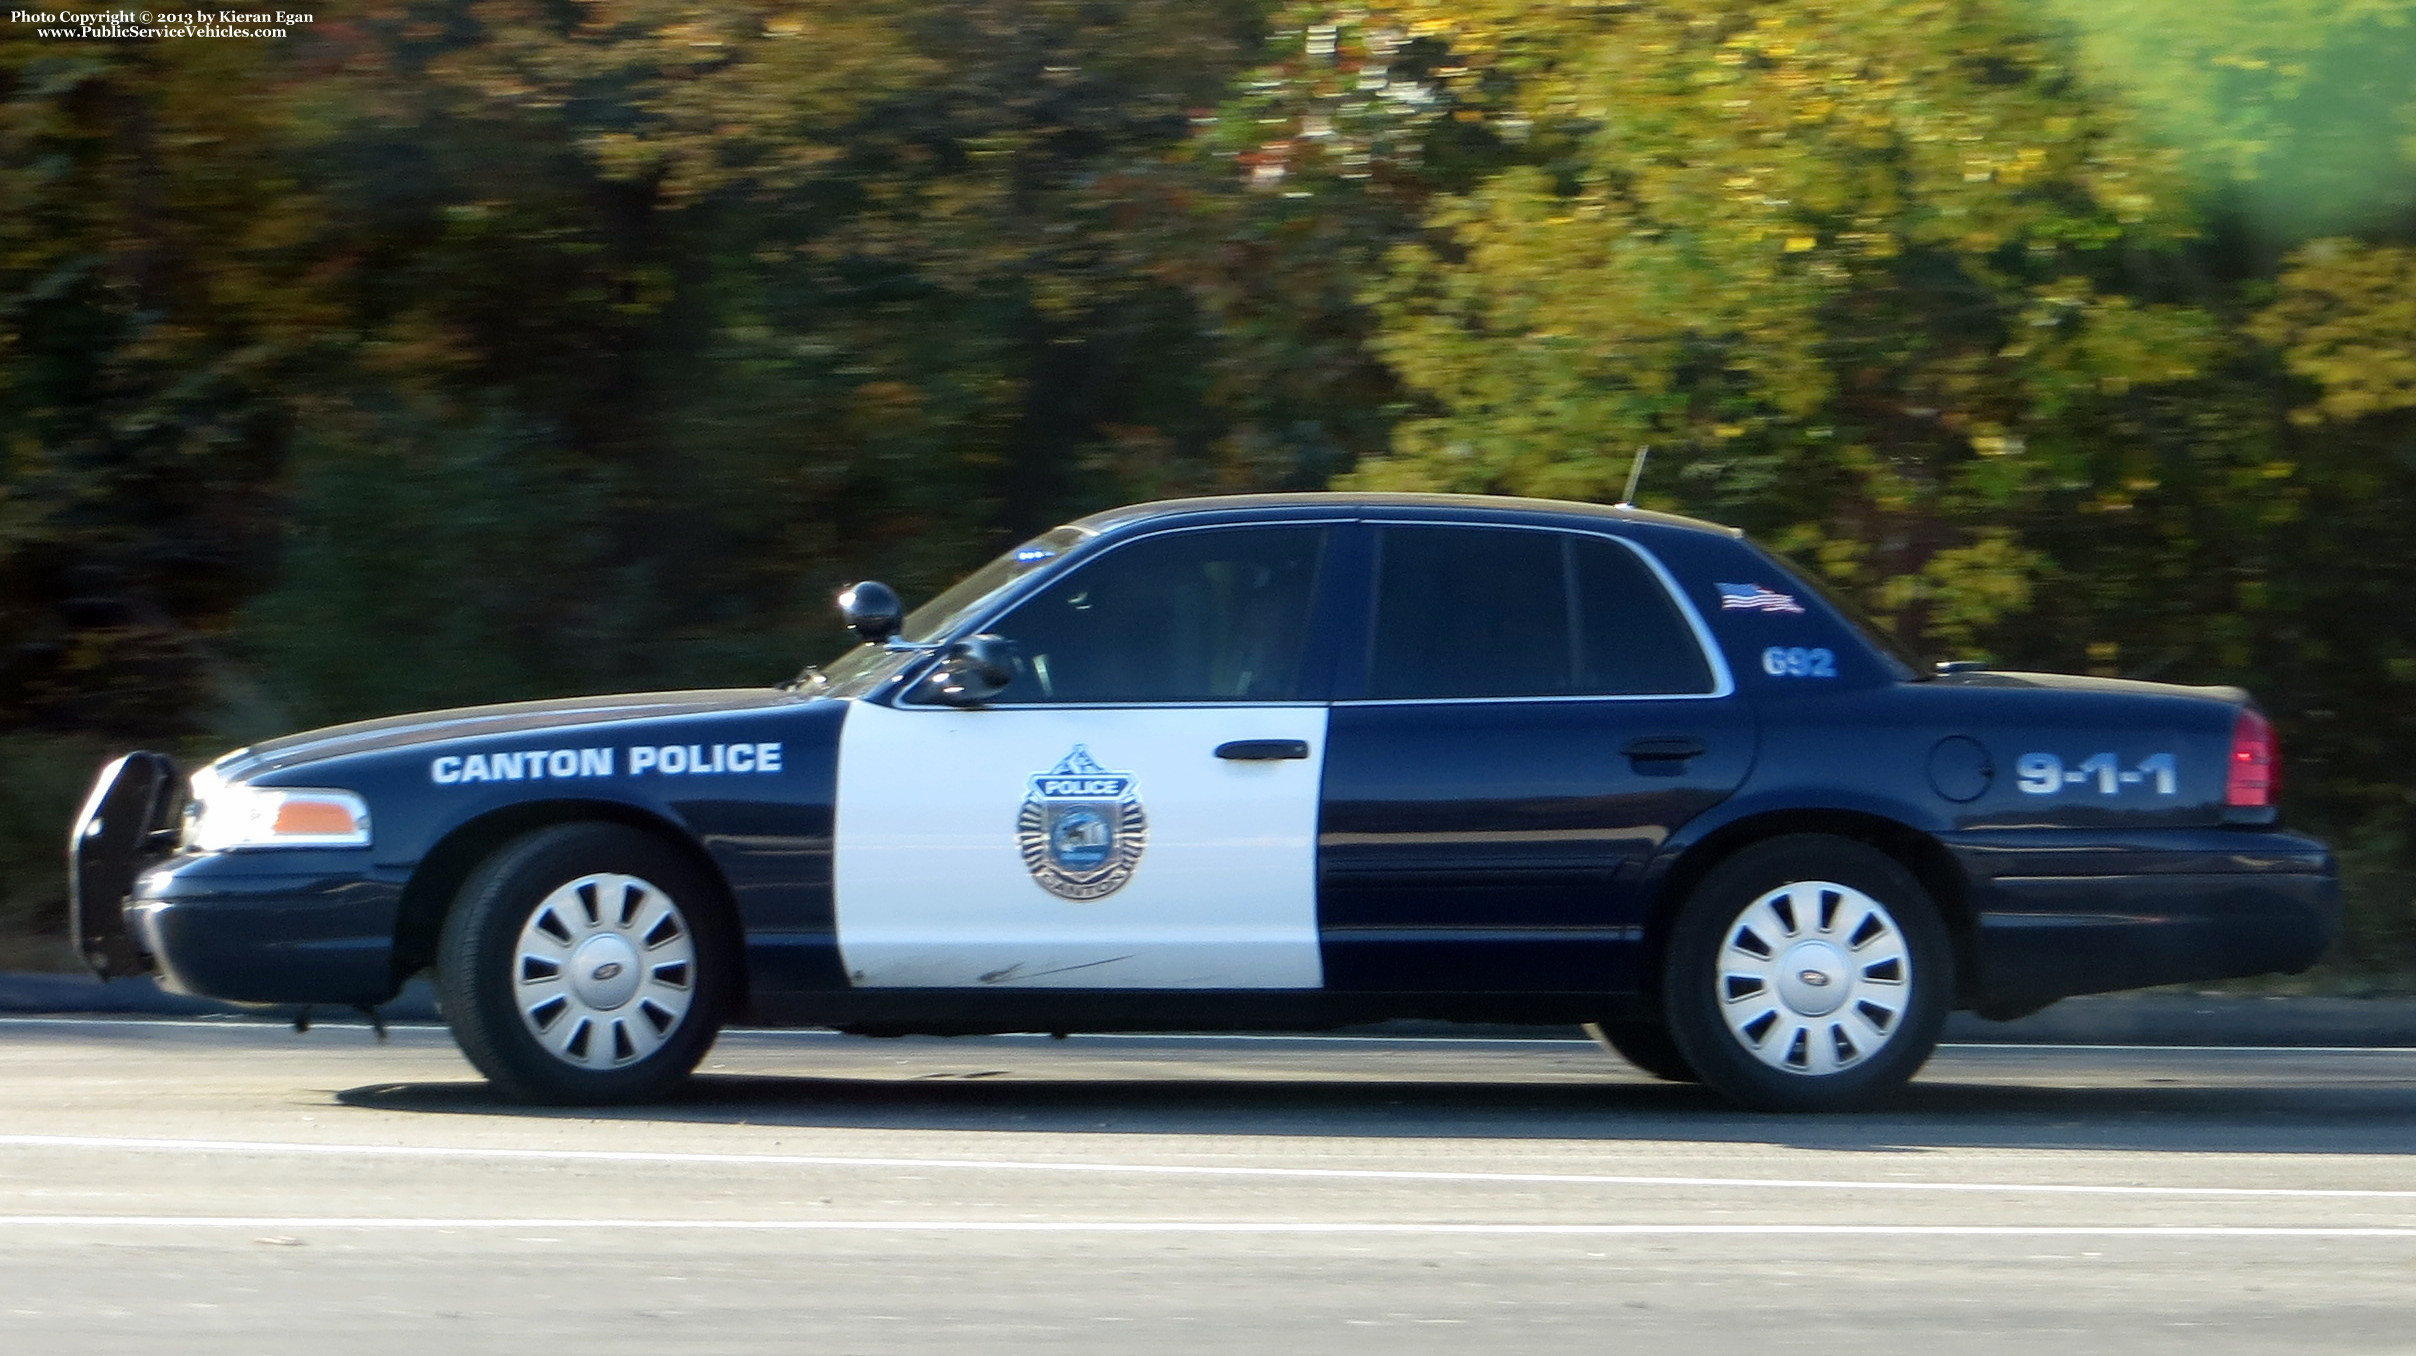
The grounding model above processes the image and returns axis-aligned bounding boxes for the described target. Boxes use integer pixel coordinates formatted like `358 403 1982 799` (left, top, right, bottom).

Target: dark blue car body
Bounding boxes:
73 493 2337 1069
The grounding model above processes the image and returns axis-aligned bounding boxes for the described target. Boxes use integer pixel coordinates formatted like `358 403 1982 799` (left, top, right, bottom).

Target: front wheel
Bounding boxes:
437 823 734 1104
1661 835 1950 1112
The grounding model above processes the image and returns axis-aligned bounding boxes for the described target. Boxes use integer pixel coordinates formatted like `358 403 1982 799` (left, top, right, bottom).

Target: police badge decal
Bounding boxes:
1017 746 1148 901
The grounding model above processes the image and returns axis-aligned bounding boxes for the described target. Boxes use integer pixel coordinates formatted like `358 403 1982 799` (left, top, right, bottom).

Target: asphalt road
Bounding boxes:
3 1019 2413 1354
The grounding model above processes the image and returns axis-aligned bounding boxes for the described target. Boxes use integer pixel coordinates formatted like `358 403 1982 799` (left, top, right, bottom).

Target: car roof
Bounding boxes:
1067 491 1743 539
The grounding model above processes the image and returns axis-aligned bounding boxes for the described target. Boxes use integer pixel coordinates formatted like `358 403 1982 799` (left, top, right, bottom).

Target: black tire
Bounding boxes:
1583 1020 1698 1083
437 822 734 1104
1660 835 1950 1112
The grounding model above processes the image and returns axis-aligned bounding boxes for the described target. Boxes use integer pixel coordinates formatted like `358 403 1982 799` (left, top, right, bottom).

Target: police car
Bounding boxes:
69 494 2338 1111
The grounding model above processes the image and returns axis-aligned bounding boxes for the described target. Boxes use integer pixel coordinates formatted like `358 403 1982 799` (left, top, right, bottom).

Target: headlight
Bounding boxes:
184 769 371 851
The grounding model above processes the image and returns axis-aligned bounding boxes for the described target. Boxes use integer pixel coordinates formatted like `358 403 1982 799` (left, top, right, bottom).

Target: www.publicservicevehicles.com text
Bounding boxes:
13 9 309 38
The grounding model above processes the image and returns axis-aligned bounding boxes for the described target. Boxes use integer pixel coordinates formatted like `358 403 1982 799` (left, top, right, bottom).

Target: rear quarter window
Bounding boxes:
1638 531 1914 693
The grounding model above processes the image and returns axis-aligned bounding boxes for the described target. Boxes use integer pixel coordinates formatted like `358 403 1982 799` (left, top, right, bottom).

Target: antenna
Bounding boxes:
1616 445 1651 508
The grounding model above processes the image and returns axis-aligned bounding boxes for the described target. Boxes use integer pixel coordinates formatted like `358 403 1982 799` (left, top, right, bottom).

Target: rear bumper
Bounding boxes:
1943 827 2338 1013
125 851 408 1006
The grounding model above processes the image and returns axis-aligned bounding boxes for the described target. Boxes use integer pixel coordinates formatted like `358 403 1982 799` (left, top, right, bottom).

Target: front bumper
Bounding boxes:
126 851 409 1006
1944 827 2338 1013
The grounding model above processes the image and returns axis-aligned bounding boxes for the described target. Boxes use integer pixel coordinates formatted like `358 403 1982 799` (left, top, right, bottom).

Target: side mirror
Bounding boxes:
837 580 903 644
913 634 1016 707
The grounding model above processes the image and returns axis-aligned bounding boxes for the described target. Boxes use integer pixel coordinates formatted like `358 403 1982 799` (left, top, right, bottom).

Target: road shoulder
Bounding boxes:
5 971 2415 1045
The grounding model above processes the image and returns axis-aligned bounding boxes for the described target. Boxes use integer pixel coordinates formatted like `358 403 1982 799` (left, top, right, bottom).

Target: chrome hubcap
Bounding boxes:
569 933 643 1010
512 872 696 1069
1717 880 1910 1076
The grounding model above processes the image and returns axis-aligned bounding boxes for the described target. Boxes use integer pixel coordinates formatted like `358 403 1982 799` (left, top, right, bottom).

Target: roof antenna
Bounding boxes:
1616 445 1651 508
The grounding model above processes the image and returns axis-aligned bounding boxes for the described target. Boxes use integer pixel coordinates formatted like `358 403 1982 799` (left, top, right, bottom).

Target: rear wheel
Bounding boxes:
1661 835 1949 1112
437 823 733 1104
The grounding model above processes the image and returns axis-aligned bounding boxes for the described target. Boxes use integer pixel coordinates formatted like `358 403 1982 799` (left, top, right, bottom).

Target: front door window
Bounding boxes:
983 526 1327 704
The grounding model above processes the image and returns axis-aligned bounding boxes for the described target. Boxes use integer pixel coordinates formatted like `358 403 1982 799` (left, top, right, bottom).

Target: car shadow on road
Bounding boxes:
332 1066 2416 1158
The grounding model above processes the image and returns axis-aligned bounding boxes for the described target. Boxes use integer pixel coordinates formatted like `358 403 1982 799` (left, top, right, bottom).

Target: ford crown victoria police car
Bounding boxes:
69 494 2338 1111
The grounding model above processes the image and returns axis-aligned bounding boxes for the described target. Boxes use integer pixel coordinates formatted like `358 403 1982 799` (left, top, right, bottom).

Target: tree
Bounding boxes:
1235 1 2216 651
0 38 296 734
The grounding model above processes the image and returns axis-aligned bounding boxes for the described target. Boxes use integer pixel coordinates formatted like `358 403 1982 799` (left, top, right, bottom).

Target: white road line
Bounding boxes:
0 1016 437 1033
1 1216 2413 1238
5 1133 2413 1201
0 1018 1578 1043
1941 1042 2416 1056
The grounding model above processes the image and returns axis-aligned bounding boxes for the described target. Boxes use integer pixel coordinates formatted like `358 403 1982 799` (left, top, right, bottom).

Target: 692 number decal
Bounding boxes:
1760 646 1836 678
2016 751 2178 796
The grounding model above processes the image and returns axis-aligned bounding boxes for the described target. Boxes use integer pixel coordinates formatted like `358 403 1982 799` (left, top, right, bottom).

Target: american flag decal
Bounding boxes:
1716 582 1806 614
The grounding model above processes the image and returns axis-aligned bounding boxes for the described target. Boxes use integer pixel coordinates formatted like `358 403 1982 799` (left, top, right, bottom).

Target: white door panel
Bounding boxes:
833 700 1327 989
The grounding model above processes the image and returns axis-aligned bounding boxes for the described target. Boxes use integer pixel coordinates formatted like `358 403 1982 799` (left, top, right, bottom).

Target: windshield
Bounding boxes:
813 525 1091 689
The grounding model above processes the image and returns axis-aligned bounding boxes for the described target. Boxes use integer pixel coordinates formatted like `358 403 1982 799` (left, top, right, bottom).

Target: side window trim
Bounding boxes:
1560 536 1586 693
891 518 1353 709
1342 521 1735 705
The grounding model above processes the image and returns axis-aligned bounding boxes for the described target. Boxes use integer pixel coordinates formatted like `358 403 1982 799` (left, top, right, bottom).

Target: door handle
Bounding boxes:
1622 736 1706 761
1216 739 1310 761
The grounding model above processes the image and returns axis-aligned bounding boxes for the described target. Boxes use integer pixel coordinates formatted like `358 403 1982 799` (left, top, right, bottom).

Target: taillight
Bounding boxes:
2227 708 2277 808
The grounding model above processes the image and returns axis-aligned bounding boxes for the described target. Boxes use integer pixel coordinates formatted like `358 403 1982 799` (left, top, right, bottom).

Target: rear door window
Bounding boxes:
1365 526 1714 700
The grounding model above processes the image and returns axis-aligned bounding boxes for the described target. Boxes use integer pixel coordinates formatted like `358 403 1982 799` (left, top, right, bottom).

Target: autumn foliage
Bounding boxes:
2 1 2411 970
